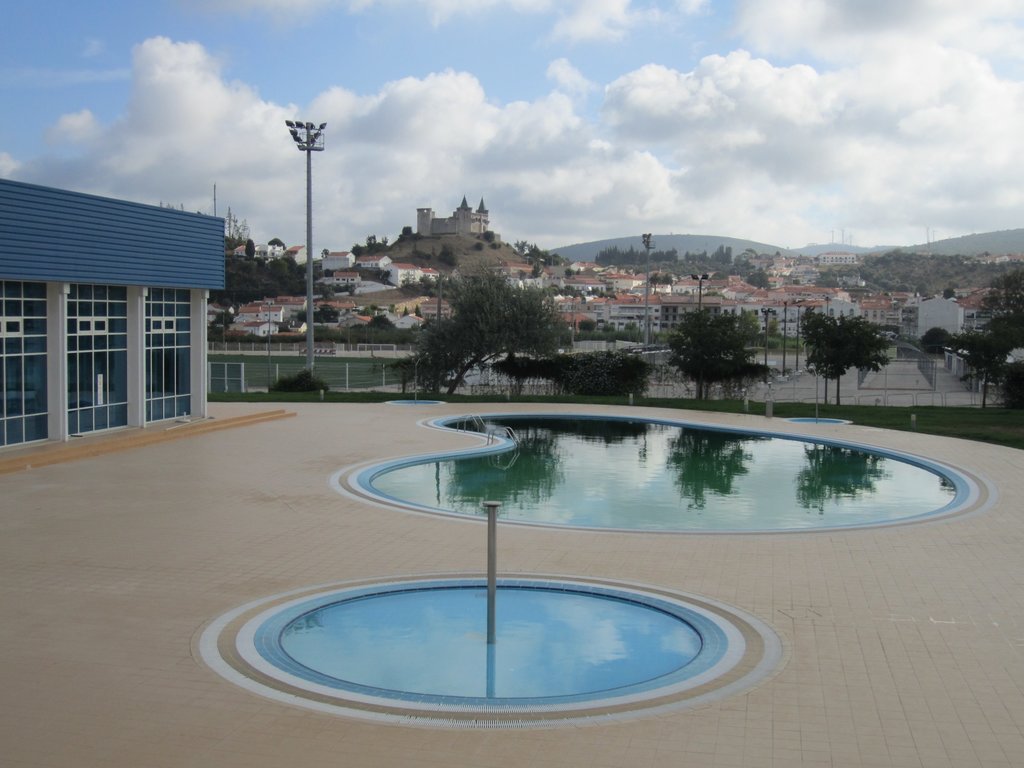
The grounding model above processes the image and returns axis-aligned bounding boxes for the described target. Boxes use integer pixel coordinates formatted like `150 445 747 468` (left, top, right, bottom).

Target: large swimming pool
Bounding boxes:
353 414 971 532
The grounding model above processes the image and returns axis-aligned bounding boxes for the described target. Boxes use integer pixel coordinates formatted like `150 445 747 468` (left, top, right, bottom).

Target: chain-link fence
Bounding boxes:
209 353 407 393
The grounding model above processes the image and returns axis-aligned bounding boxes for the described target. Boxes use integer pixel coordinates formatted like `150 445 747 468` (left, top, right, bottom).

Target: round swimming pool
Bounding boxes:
342 414 979 532
201 576 782 727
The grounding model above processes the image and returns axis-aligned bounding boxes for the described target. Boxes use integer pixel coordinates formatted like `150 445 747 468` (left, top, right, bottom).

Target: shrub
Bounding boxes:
1002 361 1024 408
553 351 651 396
270 369 329 392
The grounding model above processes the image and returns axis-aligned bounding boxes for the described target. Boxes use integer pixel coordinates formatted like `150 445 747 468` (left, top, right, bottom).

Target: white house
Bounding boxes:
354 254 392 271
386 263 423 287
320 271 359 288
915 296 964 336
235 303 285 324
238 320 279 338
323 251 354 271
285 245 308 264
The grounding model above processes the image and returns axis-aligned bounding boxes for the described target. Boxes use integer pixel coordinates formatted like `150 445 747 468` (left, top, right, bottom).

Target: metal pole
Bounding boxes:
795 305 801 371
782 301 788 374
483 501 500 645
305 147 314 372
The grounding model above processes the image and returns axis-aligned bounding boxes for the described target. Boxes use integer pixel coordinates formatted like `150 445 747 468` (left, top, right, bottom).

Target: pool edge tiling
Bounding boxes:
199 575 784 729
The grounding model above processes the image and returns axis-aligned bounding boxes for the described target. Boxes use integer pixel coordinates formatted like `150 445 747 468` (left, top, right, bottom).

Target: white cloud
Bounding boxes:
601 42 1024 245
550 0 651 43
0 153 19 177
10 24 1024 252
735 0 1024 62
46 110 102 145
546 58 596 96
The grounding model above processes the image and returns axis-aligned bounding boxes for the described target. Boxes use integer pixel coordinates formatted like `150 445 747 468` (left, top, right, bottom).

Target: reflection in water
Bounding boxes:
279 587 703 699
370 416 958 530
796 445 889 512
667 430 763 510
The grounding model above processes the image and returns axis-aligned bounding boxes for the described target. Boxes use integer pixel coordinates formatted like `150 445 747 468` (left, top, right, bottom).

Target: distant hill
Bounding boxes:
552 229 1024 262
890 229 1024 257
550 234 790 263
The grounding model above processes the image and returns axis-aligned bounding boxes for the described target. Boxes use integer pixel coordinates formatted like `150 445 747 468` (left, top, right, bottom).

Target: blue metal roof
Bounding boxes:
0 178 225 289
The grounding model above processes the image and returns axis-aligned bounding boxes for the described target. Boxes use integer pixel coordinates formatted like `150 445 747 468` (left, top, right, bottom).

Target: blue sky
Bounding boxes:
2 1 1022 252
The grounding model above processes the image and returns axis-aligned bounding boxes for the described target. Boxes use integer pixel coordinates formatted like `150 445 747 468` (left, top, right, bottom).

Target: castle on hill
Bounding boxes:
417 196 489 237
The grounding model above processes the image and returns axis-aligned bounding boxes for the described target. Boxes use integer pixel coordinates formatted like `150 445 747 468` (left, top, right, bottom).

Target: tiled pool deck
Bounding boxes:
2 401 1023 767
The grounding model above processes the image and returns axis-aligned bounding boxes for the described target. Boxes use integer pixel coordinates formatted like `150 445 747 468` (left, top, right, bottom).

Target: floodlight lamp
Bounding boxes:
319 122 327 130
285 120 295 128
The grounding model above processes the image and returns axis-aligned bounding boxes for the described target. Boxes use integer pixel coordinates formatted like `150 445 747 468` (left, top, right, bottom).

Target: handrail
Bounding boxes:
459 415 519 447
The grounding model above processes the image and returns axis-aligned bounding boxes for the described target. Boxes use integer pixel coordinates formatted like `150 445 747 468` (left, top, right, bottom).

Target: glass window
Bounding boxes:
66 283 127 437
1 280 47 446
145 287 192 422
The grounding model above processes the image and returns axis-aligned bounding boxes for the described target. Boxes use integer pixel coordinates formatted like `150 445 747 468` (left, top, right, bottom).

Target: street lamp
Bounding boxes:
761 307 776 383
781 300 789 374
794 302 803 371
690 273 709 312
642 233 653 346
285 119 326 372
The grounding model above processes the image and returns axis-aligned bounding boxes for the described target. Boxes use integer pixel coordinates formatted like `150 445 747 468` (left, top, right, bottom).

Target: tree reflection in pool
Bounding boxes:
366 416 960 531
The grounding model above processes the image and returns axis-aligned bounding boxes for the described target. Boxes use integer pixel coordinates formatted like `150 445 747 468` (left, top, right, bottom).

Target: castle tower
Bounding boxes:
416 207 434 236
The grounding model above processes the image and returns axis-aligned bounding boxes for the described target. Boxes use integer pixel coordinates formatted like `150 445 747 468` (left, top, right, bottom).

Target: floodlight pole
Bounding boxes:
285 120 326 372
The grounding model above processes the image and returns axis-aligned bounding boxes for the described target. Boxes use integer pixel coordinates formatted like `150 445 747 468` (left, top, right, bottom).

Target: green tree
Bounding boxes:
1002 361 1024 409
368 314 395 330
667 312 764 399
984 268 1024 345
949 329 1014 408
920 326 952 353
747 269 770 289
801 313 889 405
413 272 562 394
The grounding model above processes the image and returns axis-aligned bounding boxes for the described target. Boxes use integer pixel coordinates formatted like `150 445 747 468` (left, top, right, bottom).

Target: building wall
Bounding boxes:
0 180 223 448
0 179 224 288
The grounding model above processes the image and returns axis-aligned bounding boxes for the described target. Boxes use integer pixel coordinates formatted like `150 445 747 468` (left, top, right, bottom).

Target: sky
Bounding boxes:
1 1 1022 253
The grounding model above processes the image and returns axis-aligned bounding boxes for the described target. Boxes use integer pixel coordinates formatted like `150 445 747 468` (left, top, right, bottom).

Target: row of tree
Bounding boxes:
401 271 895 404
947 270 1024 407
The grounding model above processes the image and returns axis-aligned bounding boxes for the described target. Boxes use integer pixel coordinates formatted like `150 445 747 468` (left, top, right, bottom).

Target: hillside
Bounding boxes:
553 229 1024 262
550 234 790 263
854 252 1022 295
380 232 522 273
892 229 1024 257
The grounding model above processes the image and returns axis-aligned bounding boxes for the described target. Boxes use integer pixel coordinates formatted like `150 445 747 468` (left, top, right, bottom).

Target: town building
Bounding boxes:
0 178 223 448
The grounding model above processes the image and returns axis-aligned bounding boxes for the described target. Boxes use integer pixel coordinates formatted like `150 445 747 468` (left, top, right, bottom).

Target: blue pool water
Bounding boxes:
360 415 966 532
252 580 730 704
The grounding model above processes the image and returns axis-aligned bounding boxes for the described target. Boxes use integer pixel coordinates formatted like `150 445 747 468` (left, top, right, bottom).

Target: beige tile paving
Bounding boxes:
2 401 1024 766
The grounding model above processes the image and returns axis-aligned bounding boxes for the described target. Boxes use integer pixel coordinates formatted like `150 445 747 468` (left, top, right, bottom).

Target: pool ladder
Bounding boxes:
462 415 520 469
463 415 519 447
